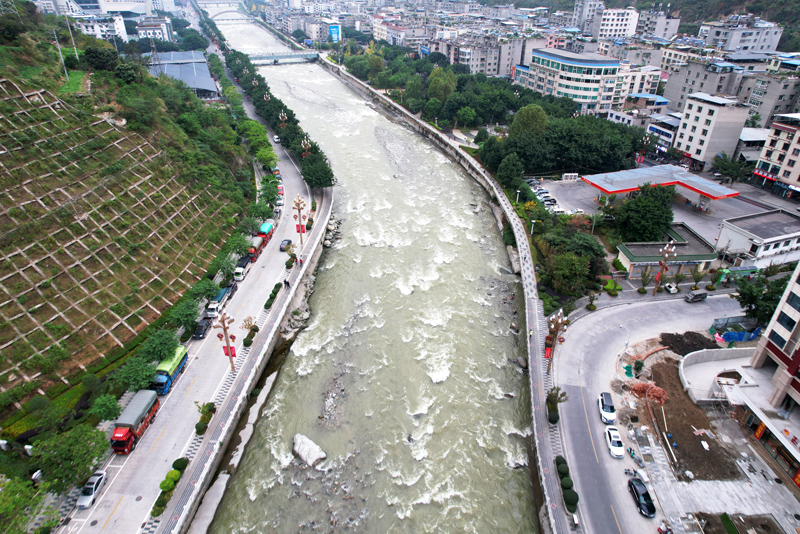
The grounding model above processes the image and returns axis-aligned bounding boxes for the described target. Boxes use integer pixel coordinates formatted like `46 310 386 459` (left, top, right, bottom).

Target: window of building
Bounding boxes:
708 109 715 116
767 150 774 158
694 116 699 122
768 329 787 349
790 160 796 167
688 136 694 142
784 142 791 151
691 126 697 132
777 311 797 333
785 240 791 247
695 148 702 155
702 129 708 136
697 106 703 112
784 170 792 177
705 119 711 126
679 133 684 139
687 103 693 110
699 139 705 145
676 142 682 149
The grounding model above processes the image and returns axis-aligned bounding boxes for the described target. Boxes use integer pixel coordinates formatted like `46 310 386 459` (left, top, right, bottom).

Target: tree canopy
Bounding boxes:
616 184 675 242
115 357 157 392
734 275 789 326
137 329 179 362
509 104 548 138
32 426 108 494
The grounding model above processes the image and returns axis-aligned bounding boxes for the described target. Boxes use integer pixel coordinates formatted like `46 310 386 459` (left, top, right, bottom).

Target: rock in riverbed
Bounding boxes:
293 434 327 467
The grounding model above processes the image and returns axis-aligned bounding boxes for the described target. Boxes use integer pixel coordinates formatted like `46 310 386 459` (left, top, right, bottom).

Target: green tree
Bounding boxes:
301 152 335 188
32 425 108 494
84 45 118 71
426 67 456 102
247 201 273 221
479 136 504 173
115 356 157 392
690 266 707 287
734 275 789 326
189 279 220 302
474 128 489 144
169 299 200 332
712 152 755 181
255 146 277 168
565 233 605 260
0 477 49 534
137 329 179 362
509 104 548 138
550 252 589 293
423 97 442 120
292 29 310 41
405 76 422 100
225 233 251 257
616 184 675 242
88 394 121 421
368 54 385 78
745 112 762 128
496 152 524 187
114 62 139 84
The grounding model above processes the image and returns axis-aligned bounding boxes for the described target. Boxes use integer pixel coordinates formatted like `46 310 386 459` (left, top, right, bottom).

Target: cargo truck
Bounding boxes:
257 220 275 242
248 236 265 262
234 256 251 281
152 346 188 395
110 390 159 454
206 282 237 318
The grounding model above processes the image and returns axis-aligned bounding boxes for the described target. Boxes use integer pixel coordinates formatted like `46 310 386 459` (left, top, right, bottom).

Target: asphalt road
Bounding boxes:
555 294 743 534
57 58 316 534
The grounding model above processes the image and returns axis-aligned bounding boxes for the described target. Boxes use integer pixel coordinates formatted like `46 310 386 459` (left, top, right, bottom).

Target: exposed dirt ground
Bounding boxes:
696 512 782 534
650 359 741 481
660 332 719 356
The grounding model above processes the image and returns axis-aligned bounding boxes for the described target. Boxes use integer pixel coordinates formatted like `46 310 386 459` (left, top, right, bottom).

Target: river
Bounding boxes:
206 16 537 534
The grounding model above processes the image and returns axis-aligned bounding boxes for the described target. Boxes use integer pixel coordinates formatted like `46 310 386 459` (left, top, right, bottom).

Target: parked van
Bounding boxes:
685 291 707 303
550 208 566 215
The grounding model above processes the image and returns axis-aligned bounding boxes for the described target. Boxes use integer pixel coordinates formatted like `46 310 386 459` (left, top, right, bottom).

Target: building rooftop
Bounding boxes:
723 210 800 240
146 52 217 94
686 92 740 106
581 164 740 200
725 52 771 62
618 223 719 262
531 47 619 65
649 113 681 127
739 127 770 143
629 92 669 104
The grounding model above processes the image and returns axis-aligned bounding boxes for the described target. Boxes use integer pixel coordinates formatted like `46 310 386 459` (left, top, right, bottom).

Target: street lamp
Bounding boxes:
213 313 237 372
619 323 630 350
652 241 677 296
263 93 270 102
292 194 307 246
300 136 311 158
547 309 567 373
279 111 287 129
516 189 521 203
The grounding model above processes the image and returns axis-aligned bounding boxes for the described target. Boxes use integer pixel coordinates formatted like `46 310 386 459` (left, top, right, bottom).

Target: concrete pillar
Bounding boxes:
768 367 793 408
750 337 771 368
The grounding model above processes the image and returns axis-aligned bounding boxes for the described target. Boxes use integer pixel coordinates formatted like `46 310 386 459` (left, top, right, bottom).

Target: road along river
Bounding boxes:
206 18 538 533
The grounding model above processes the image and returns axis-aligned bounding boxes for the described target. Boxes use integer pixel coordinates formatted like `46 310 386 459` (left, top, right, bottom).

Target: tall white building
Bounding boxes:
74 13 128 42
571 0 603 31
589 7 639 39
699 16 783 53
674 92 750 170
636 10 680 40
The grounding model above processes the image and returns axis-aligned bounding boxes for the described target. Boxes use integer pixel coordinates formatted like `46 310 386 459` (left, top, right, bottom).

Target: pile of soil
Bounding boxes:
695 513 782 534
650 360 740 481
660 332 718 356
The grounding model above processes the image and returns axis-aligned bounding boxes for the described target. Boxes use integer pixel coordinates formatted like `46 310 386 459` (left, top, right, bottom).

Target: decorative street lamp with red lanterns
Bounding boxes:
300 136 311 158
293 194 307 246
279 111 287 129
213 313 237 372
652 241 677 296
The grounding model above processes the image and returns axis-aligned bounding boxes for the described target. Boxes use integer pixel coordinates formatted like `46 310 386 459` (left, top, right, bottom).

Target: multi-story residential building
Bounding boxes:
674 92 749 171
281 16 303 35
752 114 800 198
636 10 680 40
136 17 173 42
425 34 539 76
724 51 772 72
716 210 800 268
588 7 639 39
33 0 58 14
619 64 661 96
663 59 742 112
571 0 603 32
768 53 800 73
737 73 800 127
512 48 620 112
598 41 663 68
698 15 783 53
74 13 128 42
546 33 567 49
659 44 710 72
549 11 573 27
733 127 770 163
647 112 682 152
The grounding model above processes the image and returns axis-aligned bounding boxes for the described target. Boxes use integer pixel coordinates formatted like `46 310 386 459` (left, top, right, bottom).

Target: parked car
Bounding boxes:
192 317 212 340
685 291 707 303
569 209 585 215
277 185 284 195
76 471 107 509
598 392 616 424
276 197 284 206
550 208 566 215
663 283 678 294
628 478 656 518
543 199 558 206
526 179 541 186
280 239 292 251
535 190 550 197
712 171 722 177
273 135 281 144
225 281 238 299
604 426 625 458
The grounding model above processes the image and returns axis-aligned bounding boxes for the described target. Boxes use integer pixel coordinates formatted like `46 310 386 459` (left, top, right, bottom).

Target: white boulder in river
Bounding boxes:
292 434 326 467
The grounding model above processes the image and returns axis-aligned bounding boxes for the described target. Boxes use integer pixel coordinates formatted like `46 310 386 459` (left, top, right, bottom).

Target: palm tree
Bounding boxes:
673 272 687 290
690 266 707 289
639 268 654 294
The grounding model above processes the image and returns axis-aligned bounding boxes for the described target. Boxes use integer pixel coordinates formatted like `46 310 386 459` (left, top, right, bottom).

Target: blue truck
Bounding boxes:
151 346 188 395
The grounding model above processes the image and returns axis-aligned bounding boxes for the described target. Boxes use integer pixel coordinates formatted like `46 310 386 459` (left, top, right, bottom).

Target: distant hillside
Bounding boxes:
0 40 247 401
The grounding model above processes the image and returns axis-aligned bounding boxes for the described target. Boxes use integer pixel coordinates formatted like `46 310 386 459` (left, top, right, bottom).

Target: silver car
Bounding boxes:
76 471 107 509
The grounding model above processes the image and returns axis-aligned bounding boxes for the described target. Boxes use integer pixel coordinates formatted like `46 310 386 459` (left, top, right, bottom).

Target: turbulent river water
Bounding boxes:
207 17 537 534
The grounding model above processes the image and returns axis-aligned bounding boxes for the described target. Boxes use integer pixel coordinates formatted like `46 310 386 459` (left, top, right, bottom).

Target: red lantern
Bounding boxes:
217 333 224 340
229 334 236 342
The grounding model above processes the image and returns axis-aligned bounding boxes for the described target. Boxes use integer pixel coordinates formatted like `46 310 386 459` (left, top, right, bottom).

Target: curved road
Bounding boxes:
555 294 743 534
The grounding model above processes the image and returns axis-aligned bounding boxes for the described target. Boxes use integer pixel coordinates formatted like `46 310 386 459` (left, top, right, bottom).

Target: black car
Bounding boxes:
226 281 238 299
628 478 656 518
193 318 212 339
280 239 292 252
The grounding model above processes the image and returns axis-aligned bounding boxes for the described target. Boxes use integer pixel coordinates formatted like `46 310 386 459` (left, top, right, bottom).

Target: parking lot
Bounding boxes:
540 179 772 244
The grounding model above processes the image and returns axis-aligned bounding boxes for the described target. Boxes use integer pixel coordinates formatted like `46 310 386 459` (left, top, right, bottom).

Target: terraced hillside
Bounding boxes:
0 77 229 398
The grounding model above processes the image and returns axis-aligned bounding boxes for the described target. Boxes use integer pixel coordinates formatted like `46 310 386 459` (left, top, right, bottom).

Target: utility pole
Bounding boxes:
53 30 69 81
652 241 676 296
214 313 237 372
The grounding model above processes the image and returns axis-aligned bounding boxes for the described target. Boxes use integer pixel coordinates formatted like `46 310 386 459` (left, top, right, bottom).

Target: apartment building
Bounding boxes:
659 45 709 72
619 64 661 96
737 73 800 127
752 114 800 197
663 59 742 112
549 11 573 27
598 41 663 68
512 48 620 112
636 10 680 40
546 33 567 49
698 15 783 52
647 113 682 151
74 13 128 42
426 34 539 76
674 92 749 170
588 7 639 39
136 17 173 42
571 0 603 32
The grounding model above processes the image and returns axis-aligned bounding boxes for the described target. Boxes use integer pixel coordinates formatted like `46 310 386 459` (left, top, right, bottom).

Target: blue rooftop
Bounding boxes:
629 93 669 104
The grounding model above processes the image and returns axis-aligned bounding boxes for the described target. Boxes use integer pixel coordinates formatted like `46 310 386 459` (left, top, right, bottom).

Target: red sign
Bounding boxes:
655 271 661 282
296 224 306 233
545 347 551 359
793 468 800 488
755 422 766 440
222 346 237 359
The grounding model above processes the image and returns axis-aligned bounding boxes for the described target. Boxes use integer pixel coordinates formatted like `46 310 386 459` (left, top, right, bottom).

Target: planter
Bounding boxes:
548 411 559 424
706 284 716 291
586 304 596 311
637 287 647 294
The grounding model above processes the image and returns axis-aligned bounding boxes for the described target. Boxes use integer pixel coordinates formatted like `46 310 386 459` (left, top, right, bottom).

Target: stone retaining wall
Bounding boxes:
679 347 754 403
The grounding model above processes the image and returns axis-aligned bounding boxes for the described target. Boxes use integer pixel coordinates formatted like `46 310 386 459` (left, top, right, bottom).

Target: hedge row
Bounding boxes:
151 458 189 517
264 282 282 310
555 455 580 514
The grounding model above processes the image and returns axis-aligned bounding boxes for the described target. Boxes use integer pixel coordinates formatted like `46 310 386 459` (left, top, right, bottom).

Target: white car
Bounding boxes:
76 471 107 509
276 196 284 206
605 426 625 459
598 392 616 424
663 283 678 294
273 135 281 144
570 209 585 215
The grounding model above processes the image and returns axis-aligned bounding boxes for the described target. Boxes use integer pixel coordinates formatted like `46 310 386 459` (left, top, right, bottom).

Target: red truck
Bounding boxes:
110 390 160 454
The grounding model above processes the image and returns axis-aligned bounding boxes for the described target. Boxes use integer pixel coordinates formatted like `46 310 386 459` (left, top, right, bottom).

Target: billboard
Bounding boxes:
328 24 341 42
420 46 430 55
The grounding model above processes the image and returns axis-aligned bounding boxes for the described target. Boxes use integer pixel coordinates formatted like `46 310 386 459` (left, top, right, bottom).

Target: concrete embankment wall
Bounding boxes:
679 347 754 404
315 59 561 534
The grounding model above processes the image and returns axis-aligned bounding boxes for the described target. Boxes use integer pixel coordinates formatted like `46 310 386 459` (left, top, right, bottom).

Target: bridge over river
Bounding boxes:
248 51 320 64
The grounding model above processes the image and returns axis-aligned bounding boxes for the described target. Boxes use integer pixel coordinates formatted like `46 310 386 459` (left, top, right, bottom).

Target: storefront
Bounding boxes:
739 407 800 487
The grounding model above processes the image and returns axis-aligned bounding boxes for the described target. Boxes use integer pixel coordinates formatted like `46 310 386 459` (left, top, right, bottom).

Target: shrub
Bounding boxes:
548 411 559 424
250 325 259 333
151 505 165 517
172 457 189 471
26 395 50 413
706 284 716 291
563 489 579 505
611 258 627 272
560 477 573 490
273 283 282 292
179 330 191 343
720 513 737 534
243 338 253 347
195 422 207 435
608 290 618 297
166 470 181 482
634 360 644 374
264 297 274 309
566 502 577 514
637 287 647 294
557 463 570 478
155 496 167 508
159 479 175 492
656 286 664 293
586 304 596 311
555 455 567 465
285 258 294 269
81 374 100 392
